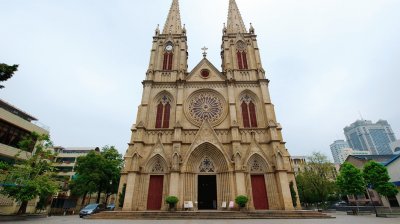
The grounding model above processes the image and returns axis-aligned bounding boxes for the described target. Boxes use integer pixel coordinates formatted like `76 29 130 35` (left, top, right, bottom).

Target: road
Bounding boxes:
2 212 400 224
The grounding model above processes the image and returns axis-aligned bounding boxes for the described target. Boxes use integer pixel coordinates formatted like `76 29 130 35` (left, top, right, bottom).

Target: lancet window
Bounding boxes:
241 94 257 128
236 41 248 70
163 43 174 70
163 52 173 70
155 95 171 129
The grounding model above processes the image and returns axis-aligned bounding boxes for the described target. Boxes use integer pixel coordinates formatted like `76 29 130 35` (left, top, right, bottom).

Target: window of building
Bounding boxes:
163 43 174 70
236 41 248 70
163 52 173 70
240 94 257 128
236 51 248 70
155 96 171 129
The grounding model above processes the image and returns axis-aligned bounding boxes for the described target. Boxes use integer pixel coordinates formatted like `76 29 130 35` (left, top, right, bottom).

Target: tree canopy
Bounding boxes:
0 63 18 88
0 133 59 214
296 152 337 205
336 162 365 197
70 145 123 204
363 161 398 197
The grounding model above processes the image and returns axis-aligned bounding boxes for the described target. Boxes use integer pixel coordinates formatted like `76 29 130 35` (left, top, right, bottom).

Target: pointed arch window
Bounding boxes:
237 51 248 70
241 94 257 128
155 96 171 129
163 53 173 70
236 41 248 70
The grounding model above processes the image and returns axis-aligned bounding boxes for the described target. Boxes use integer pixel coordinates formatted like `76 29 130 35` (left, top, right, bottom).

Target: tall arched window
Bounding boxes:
241 94 257 128
237 51 248 69
163 52 173 70
236 41 248 70
155 96 171 129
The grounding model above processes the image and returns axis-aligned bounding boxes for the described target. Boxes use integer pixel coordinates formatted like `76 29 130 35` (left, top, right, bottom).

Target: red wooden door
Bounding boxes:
251 175 269 210
147 175 164 210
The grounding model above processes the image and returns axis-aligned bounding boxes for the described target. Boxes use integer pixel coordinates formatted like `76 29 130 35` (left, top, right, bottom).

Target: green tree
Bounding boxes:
101 146 123 204
336 162 365 211
70 145 123 204
0 133 59 214
363 161 399 207
295 152 336 207
0 63 18 88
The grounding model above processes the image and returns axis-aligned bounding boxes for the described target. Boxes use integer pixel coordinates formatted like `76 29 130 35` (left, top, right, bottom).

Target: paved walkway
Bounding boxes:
2 212 400 224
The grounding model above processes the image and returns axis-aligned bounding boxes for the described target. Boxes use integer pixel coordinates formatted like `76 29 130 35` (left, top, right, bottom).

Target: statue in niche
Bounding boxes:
172 153 181 171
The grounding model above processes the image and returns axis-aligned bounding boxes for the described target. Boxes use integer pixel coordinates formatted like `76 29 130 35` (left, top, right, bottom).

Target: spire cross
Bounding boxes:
201 46 208 58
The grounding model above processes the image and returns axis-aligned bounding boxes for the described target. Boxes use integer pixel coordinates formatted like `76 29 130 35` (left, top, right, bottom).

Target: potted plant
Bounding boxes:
165 196 179 211
235 195 249 210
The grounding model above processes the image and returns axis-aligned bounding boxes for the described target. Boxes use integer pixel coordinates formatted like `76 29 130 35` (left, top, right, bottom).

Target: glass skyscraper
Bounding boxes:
344 120 397 155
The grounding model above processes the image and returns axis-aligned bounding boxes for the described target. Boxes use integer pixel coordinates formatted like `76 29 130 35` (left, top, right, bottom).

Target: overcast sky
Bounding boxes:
1 0 399 160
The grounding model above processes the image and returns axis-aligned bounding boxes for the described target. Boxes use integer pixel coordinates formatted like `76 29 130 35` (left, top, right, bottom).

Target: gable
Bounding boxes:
186 58 225 82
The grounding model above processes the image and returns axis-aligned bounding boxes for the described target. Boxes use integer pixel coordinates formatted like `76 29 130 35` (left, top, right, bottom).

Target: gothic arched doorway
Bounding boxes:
183 142 232 210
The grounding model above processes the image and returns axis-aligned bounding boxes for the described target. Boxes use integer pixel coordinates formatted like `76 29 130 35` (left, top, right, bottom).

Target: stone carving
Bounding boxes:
199 156 215 173
185 90 227 126
172 152 181 171
152 159 164 173
249 157 263 172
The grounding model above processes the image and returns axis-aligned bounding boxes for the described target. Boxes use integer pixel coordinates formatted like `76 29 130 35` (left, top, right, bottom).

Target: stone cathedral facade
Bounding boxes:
118 0 300 211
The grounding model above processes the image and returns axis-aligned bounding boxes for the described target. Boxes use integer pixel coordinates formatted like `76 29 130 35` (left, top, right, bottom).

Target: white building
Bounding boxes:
330 140 349 164
390 140 400 154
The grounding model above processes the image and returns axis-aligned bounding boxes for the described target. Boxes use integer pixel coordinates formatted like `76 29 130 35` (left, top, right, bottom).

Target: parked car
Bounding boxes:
79 203 105 218
333 201 348 207
106 203 115 211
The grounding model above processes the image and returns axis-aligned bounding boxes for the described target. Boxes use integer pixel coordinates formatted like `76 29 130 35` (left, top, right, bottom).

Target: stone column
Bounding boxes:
122 172 137 211
275 171 294 210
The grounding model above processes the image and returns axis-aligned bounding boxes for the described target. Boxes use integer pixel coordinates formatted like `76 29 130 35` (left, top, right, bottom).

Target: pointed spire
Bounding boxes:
163 0 182 34
227 0 247 34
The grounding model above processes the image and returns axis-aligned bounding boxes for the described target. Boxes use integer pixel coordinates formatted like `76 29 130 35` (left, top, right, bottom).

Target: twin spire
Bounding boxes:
226 0 247 33
163 0 182 34
162 0 247 35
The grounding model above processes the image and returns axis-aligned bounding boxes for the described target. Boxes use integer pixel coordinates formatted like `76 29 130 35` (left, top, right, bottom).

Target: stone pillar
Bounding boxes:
169 172 180 197
275 171 294 210
122 172 137 211
235 172 246 196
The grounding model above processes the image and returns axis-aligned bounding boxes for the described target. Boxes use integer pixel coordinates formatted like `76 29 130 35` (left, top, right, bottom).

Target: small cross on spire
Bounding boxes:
201 46 208 58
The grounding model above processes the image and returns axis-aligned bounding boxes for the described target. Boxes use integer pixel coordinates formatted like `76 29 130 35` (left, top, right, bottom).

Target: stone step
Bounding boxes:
88 211 333 220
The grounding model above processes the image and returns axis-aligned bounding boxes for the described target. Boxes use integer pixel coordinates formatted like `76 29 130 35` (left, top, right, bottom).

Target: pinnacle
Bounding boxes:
162 0 182 34
226 0 247 34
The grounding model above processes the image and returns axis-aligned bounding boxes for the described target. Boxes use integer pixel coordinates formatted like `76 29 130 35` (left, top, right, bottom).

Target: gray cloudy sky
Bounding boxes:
1 0 399 159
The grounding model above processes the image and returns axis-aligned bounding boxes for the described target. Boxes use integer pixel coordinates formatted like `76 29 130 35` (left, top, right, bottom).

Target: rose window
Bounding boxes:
185 90 227 126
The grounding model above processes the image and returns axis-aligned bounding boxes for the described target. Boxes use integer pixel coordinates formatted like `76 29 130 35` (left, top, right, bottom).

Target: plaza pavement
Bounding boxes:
2 212 400 224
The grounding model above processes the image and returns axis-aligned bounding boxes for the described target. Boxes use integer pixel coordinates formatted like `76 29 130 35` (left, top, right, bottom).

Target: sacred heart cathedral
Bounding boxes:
118 0 300 211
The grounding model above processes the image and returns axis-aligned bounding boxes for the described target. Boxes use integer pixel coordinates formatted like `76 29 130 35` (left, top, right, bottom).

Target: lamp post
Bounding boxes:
366 184 378 216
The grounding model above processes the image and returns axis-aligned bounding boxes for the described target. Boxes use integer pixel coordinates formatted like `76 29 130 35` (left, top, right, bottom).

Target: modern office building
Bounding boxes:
344 120 397 155
330 140 349 164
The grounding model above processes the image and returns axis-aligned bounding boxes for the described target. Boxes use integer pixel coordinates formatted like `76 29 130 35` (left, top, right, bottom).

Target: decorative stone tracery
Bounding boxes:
152 159 164 173
199 156 215 173
185 90 227 126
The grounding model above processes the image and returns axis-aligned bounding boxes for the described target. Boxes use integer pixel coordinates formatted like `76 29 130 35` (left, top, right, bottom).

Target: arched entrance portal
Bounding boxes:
183 142 231 210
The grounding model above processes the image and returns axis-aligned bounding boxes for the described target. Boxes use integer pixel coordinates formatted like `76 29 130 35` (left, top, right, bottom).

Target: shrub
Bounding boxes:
166 196 179 205
235 195 249 207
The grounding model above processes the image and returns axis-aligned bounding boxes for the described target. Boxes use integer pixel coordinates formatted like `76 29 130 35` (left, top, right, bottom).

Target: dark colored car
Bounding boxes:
79 203 104 218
